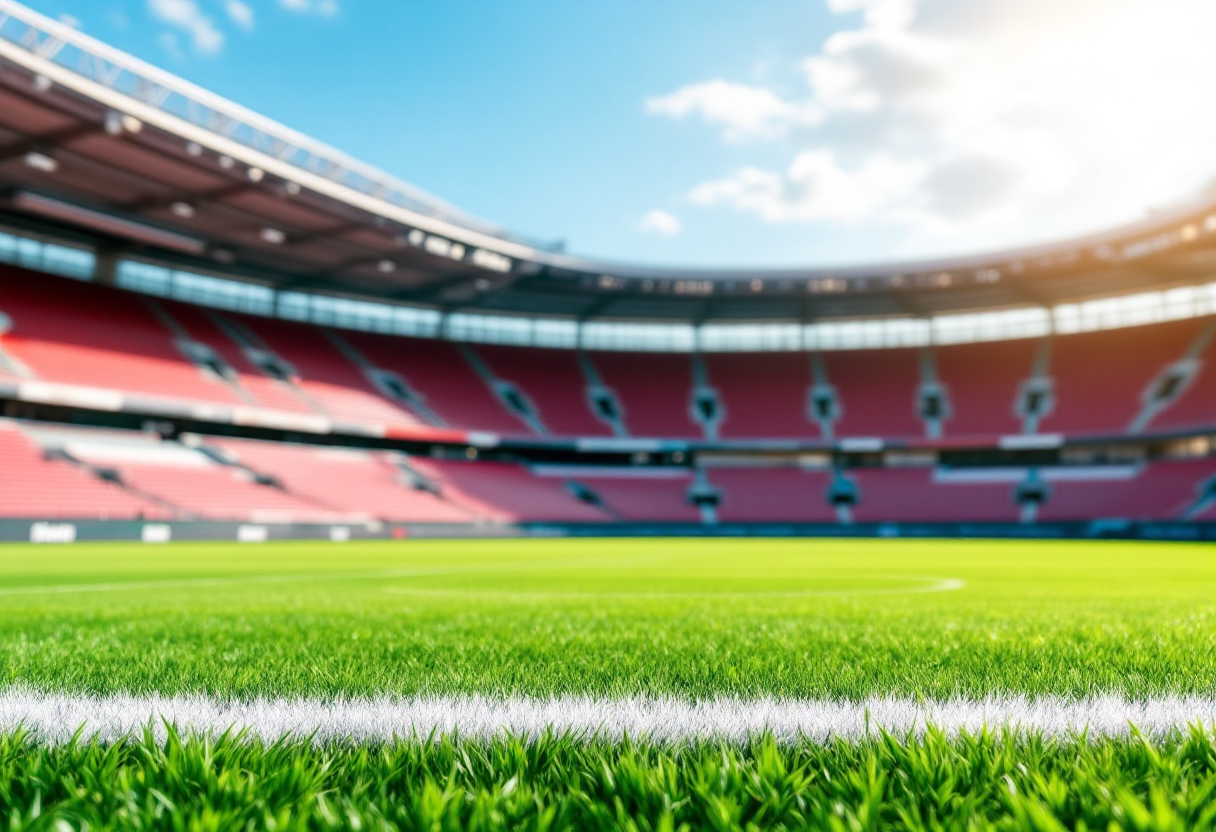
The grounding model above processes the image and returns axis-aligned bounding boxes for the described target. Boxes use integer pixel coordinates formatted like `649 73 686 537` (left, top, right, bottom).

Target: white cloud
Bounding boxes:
639 210 682 236
148 0 224 55
690 152 926 225
645 80 818 143
649 0 1216 255
279 0 340 16
225 0 255 31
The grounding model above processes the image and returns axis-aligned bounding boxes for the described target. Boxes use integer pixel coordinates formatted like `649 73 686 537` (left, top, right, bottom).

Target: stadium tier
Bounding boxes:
7 267 1216 448
5 263 1216 532
4 417 1216 527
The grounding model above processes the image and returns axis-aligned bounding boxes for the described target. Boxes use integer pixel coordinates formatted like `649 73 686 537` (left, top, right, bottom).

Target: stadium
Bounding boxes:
3 0 1216 827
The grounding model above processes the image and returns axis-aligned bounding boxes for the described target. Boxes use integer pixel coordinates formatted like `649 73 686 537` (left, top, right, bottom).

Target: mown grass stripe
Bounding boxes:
4 691 1216 744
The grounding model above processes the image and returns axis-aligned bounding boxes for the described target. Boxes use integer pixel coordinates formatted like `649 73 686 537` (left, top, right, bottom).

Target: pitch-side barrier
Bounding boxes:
2 518 1216 543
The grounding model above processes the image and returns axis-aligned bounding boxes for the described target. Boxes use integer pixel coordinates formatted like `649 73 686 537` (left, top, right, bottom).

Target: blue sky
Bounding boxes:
20 0 1216 268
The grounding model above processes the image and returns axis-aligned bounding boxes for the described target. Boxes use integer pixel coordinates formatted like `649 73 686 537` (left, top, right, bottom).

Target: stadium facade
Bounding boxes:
3 0 1216 542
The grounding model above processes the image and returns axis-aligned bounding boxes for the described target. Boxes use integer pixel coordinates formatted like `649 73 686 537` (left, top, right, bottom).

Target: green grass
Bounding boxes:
4 536 1216 829
0 537 1214 699
3 728 1216 831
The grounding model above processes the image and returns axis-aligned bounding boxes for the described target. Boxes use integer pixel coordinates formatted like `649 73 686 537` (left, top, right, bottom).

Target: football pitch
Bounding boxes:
3 536 1216 829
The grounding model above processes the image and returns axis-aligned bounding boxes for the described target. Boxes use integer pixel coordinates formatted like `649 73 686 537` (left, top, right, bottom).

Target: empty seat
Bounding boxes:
710 467 836 522
1038 321 1202 436
410 459 612 522
0 266 244 406
343 332 530 434
589 352 699 438
1036 459 1216 521
935 339 1039 438
473 345 611 436
0 423 169 520
706 353 816 439
215 438 472 523
823 350 923 440
230 314 419 425
849 468 1021 524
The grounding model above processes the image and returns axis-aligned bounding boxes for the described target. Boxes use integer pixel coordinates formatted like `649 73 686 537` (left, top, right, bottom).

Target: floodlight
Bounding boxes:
424 235 451 257
23 151 58 172
104 112 143 135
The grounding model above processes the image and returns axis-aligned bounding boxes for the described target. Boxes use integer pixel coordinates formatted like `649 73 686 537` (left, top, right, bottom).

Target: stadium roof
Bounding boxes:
2 0 1216 323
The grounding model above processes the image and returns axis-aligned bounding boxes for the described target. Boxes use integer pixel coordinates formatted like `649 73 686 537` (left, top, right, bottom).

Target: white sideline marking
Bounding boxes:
0 692 1214 744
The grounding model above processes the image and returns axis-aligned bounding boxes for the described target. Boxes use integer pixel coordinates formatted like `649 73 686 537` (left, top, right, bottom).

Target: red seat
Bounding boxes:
935 339 1038 438
589 352 698 438
710 467 836 522
707 353 816 439
0 266 244 406
0 424 170 520
850 468 1020 524
342 332 530 434
1039 321 1202 437
214 438 473 523
823 349 923 440
473 344 611 437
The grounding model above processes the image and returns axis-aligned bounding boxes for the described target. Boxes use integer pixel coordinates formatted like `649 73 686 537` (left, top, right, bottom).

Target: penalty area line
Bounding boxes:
0 691 1213 745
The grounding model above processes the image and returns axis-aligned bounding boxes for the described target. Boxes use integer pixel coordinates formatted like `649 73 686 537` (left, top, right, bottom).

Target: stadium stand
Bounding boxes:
1037 320 1205 437
0 421 169 520
822 349 924 440
706 353 816 439
9 268 1216 446
223 314 418 425
9 416 1216 527
212 438 473 523
117 463 332 523
0 265 246 406
1035 459 1216 522
157 301 323 415
1140 322 1216 434
709 467 837 523
467 345 610 437
340 331 531 434
10 263 1216 532
588 352 700 438
556 470 703 523
848 468 1023 524
408 458 613 523
42 430 336 522
934 339 1039 438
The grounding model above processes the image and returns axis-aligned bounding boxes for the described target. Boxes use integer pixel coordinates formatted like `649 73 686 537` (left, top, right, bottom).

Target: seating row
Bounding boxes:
4 266 1216 440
